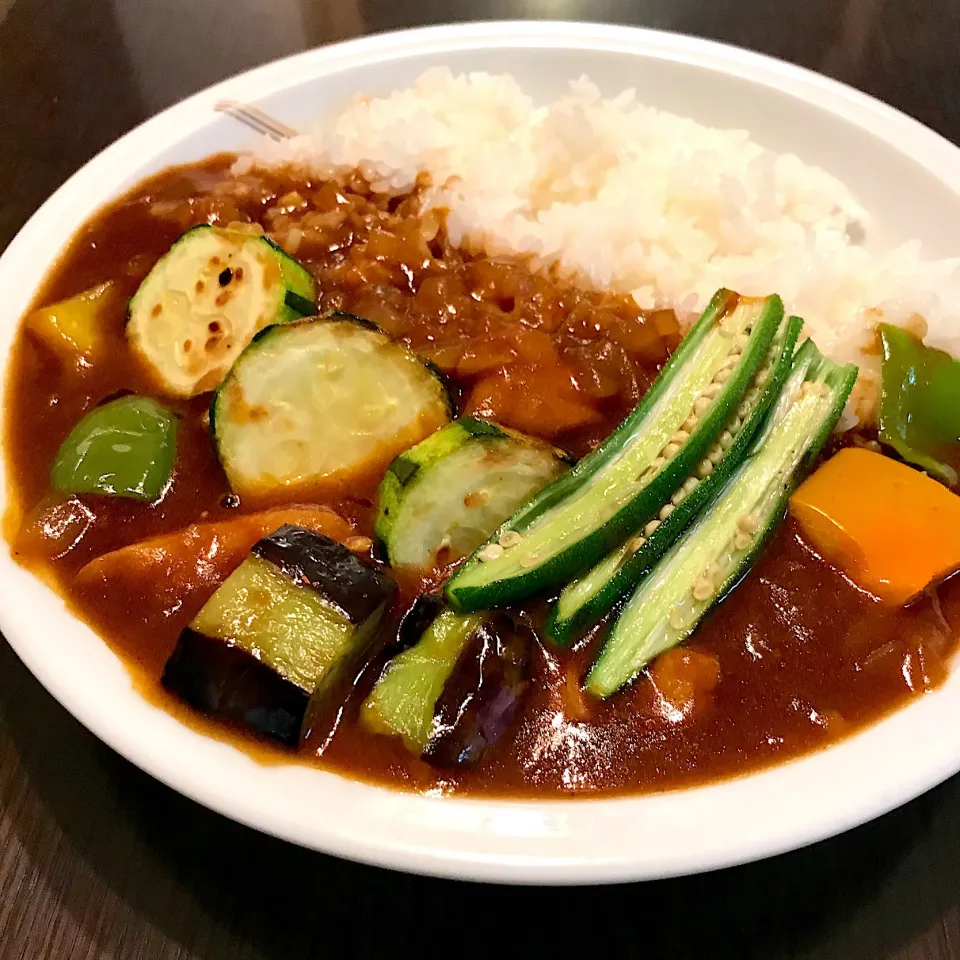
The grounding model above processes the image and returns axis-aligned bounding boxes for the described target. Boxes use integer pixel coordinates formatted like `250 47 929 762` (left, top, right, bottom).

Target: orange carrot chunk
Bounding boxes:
789 447 960 605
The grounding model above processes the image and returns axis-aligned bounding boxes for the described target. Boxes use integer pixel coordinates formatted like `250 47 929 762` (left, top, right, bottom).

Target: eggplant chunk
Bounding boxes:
424 616 535 768
162 524 395 744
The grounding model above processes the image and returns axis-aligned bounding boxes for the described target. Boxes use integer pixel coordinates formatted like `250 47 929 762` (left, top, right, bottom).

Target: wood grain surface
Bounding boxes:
3 1 960 957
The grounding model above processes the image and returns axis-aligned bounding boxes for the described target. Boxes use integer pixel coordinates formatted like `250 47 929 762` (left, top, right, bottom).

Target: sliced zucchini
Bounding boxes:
446 291 785 611
547 315 804 645
212 314 453 499
585 339 858 697
361 608 488 753
375 416 571 571
161 525 395 744
128 225 316 398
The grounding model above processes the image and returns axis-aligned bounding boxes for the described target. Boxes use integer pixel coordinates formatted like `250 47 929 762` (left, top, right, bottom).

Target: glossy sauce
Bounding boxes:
5 156 958 797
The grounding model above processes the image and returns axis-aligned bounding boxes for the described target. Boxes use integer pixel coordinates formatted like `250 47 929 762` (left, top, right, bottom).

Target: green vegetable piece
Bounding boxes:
51 395 178 501
361 608 487 752
879 323 960 485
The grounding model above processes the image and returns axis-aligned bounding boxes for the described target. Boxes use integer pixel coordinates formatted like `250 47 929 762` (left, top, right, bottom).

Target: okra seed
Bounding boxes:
714 368 731 384
663 442 681 458
737 513 761 534
670 488 686 506
630 536 647 553
733 529 753 551
719 431 734 450
683 476 699 494
722 354 739 370
735 334 749 350
651 456 667 470
520 554 540 568
671 429 690 444
745 387 761 403
730 417 743 433
669 607 685 630
479 543 504 562
682 415 698 432
644 519 661 537
499 531 523 548
697 459 714 478
708 444 724 464
737 401 752 418
703 383 722 399
694 397 712 415
659 503 676 521
692 577 714 602
756 369 769 386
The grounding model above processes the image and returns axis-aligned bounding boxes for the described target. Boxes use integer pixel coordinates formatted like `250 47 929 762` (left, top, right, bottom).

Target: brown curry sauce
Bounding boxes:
6 155 958 797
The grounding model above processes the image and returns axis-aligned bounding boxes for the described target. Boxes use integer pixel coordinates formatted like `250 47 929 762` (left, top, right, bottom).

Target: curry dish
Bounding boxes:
6 155 960 797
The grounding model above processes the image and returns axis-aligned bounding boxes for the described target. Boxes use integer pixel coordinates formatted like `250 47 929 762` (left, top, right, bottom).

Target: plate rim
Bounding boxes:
3 20 960 885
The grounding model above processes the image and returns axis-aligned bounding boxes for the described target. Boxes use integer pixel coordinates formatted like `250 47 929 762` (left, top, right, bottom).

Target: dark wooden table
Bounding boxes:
3 1 960 957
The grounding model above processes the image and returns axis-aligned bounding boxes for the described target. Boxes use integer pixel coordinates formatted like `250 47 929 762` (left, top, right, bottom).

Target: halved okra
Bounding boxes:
585 339 858 698
547 315 804 645
446 290 785 611
162 525 396 744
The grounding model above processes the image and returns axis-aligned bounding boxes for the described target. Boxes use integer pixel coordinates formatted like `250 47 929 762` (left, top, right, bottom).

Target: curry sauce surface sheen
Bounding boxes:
5 156 958 798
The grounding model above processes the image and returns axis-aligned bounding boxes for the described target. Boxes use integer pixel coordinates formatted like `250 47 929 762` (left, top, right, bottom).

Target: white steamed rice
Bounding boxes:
237 68 960 426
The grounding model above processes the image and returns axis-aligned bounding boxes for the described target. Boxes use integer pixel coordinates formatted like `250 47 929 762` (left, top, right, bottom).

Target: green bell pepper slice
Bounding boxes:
879 323 960 486
51 395 178 501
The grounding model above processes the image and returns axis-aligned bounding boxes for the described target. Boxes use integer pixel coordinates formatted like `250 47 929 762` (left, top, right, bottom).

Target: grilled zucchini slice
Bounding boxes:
547 315 804 645
161 525 395 744
586 340 858 697
375 416 570 571
212 314 453 499
128 225 316 398
446 290 785 610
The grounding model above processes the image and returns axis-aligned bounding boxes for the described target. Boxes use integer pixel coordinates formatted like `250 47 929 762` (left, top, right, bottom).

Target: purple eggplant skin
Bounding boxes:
161 629 308 745
253 524 396 625
423 615 535 769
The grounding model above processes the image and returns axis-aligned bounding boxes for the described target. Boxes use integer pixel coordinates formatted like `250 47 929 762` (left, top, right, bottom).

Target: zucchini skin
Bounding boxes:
546 315 804 646
446 291 784 611
585 339 859 697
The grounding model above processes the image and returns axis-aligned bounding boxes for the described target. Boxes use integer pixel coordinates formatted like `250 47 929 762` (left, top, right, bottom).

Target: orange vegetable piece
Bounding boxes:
26 281 125 365
75 506 354 625
789 447 960 605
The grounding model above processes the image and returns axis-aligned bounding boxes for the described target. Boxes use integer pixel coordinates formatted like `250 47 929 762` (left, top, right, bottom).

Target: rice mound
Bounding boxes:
240 67 960 426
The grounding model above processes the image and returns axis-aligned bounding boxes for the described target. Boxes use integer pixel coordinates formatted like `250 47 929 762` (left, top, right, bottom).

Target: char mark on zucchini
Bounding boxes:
128 225 316 398
445 290 786 611
585 339 858 698
161 525 396 744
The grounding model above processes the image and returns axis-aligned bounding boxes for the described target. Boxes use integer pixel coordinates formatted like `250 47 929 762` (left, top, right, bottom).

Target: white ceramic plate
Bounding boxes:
3 21 960 885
